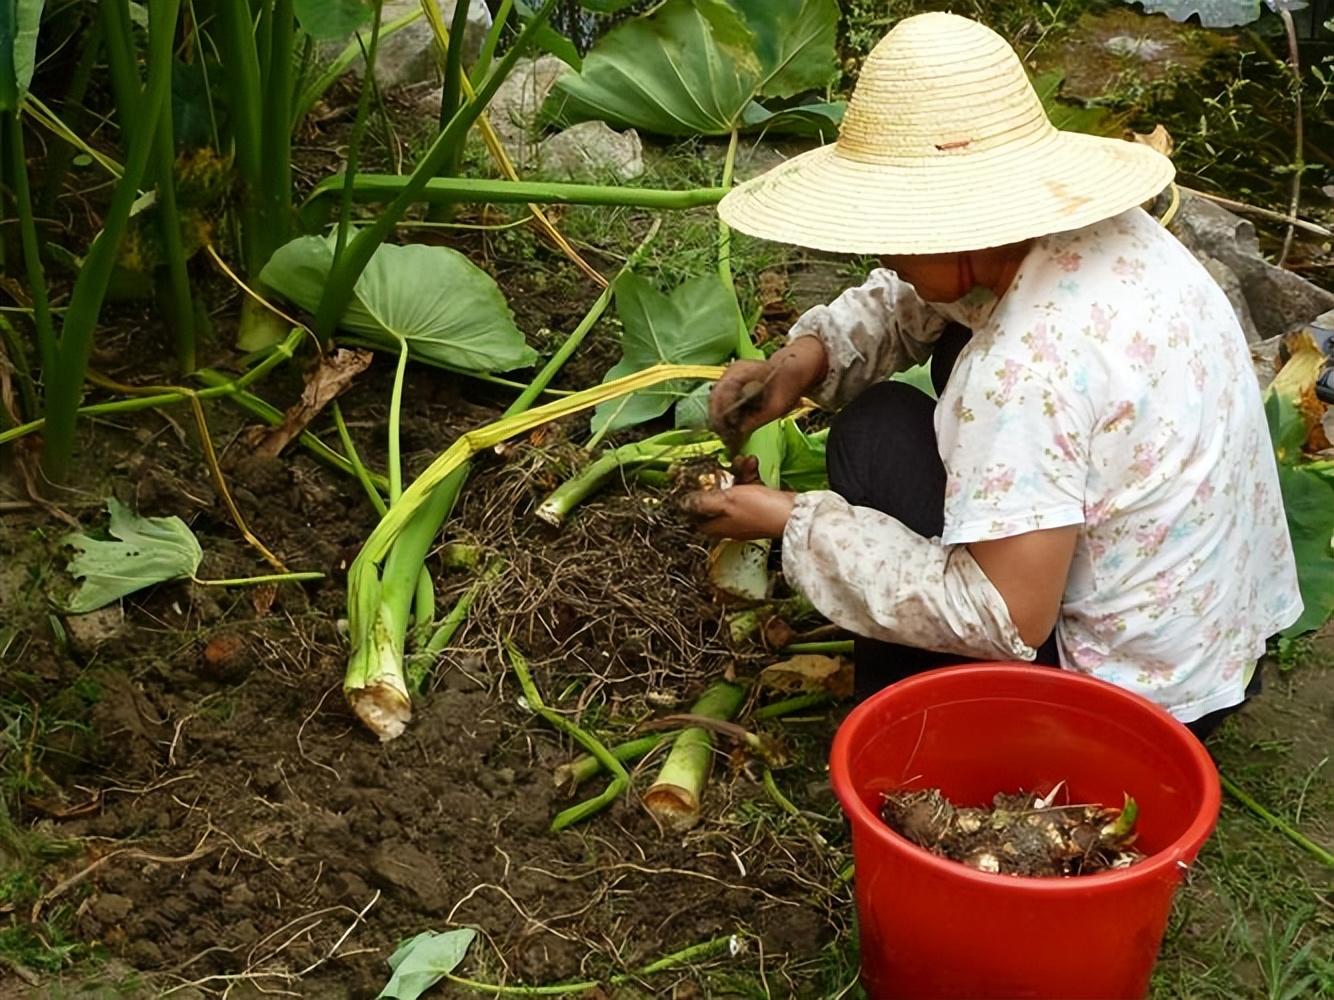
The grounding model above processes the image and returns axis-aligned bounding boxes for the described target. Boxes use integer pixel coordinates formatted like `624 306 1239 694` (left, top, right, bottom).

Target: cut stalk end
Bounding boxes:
643 784 702 832
348 683 412 742
534 501 564 527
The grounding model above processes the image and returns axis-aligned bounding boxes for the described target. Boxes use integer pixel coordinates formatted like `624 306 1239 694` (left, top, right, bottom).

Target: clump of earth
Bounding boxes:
879 787 1146 877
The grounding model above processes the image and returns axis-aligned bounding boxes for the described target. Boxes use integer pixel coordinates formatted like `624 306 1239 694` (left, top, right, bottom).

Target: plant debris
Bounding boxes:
879 787 1146 877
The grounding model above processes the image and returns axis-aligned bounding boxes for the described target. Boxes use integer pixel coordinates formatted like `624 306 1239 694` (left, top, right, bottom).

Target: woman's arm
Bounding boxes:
787 268 946 409
709 270 945 449
688 486 1076 658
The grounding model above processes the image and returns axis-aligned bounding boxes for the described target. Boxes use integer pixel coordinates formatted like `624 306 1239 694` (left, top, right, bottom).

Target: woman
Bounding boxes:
686 12 1302 740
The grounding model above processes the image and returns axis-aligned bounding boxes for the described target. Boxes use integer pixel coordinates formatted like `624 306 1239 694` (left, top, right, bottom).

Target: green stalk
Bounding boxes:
553 689 831 795
41 0 181 480
212 0 264 275
554 734 669 795
387 338 410 501
642 682 745 831
535 430 723 527
152 76 198 373
470 0 512 86
334 0 384 261
1221 772 1334 869
711 128 781 602
438 0 472 133
343 224 662 740
1 329 308 447
333 401 389 515
423 0 475 223
6 112 55 378
446 935 736 996
752 692 833 721
781 640 854 656
259 0 295 266
98 0 141 154
300 173 724 229
312 0 556 340
291 7 423 129
406 557 501 691
195 571 323 587
508 642 631 832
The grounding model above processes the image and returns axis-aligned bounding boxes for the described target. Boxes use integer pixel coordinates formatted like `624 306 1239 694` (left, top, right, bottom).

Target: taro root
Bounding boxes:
879 787 1145 877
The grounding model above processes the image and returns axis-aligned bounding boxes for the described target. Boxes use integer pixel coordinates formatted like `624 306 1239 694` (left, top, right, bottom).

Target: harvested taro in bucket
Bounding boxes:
879 784 1144 877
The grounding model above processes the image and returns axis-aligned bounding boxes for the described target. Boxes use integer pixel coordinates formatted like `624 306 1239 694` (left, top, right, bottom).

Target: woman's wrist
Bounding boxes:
771 336 828 397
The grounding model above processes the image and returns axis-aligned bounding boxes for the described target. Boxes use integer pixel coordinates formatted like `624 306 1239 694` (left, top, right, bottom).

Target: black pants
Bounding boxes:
824 324 1257 742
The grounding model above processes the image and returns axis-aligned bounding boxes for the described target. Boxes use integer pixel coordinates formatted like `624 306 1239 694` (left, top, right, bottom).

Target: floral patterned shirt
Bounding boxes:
783 208 1302 722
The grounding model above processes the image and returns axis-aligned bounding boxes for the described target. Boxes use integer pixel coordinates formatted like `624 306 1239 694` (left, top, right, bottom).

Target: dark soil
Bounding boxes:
0 306 844 998
879 787 1145 878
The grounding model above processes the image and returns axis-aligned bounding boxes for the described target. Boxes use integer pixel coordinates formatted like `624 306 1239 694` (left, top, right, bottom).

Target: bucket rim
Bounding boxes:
828 663 1222 891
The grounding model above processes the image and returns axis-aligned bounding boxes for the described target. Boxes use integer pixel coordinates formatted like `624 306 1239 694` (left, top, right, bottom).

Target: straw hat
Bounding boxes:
719 12 1174 255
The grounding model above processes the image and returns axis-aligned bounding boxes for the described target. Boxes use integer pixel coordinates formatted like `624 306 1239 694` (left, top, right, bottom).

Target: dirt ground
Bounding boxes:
0 293 854 999
6 343 1334 998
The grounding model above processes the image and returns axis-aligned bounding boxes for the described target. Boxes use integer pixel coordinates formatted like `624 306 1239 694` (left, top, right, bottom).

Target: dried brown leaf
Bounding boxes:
760 654 853 698
252 348 372 458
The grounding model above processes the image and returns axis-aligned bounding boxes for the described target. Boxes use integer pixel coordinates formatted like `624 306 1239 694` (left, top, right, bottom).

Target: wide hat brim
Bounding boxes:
718 130 1175 256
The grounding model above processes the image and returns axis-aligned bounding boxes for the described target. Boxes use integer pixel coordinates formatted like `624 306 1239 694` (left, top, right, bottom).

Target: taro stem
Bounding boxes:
642 682 745 832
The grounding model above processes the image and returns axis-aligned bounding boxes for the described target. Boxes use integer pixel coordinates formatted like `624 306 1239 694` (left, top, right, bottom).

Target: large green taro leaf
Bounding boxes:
591 272 740 434
546 0 839 137
262 236 536 373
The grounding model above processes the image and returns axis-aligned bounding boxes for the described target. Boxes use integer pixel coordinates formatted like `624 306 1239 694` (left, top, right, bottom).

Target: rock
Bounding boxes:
1169 191 1334 343
342 0 491 91
536 121 643 180
64 607 126 656
1199 256 1259 343
485 54 569 159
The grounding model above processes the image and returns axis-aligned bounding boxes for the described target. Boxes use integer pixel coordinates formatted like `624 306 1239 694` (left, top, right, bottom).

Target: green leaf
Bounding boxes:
0 0 46 111
294 0 371 40
516 0 581 70
1131 0 1264 27
547 0 838 137
1275 463 1334 636
261 236 536 373
377 928 476 1000
591 272 740 433
779 419 828 492
1265 390 1307 463
674 382 713 429
63 499 203 613
740 99 843 138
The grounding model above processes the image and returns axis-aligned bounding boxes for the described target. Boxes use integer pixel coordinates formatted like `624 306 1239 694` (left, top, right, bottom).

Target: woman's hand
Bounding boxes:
680 484 797 540
709 337 828 452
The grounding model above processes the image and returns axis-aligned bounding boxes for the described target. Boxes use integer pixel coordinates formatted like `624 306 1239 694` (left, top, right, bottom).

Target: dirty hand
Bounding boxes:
680 483 797 540
708 338 827 453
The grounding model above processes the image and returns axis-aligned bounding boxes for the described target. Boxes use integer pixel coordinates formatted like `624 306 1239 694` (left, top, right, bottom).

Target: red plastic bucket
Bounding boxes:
829 663 1220 1000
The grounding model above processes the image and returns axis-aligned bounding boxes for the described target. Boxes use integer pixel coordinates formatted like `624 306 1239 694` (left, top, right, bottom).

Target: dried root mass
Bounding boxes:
879 787 1145 877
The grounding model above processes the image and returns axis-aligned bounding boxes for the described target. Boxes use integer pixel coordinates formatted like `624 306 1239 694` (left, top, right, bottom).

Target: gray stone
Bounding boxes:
536 121 644 180
1200 255 1259 343
485 54 569 161
342 0 491 91
63 606 125 655
1170 191 1334 343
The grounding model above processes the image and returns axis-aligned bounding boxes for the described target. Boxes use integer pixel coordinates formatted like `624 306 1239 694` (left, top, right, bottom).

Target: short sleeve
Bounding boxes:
938 355 1089 545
